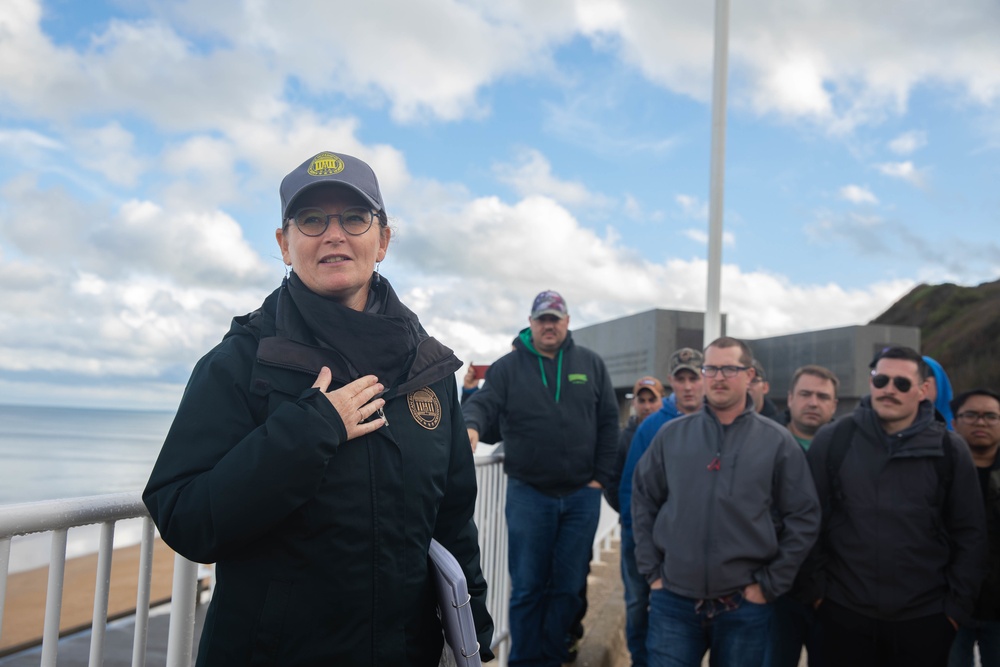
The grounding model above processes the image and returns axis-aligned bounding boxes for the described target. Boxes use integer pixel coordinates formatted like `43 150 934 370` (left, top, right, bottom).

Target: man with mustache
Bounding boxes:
948 388 1000 667
768 365 839 667
802 346 987 667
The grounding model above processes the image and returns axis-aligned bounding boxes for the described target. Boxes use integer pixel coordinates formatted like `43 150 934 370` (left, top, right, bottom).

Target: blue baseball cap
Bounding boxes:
280 151 385 219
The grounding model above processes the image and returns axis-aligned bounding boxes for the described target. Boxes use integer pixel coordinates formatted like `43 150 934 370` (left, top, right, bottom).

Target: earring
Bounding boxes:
374 261 381 285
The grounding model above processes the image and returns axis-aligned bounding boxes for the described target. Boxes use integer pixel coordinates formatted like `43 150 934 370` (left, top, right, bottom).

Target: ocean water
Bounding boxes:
0 403 174 505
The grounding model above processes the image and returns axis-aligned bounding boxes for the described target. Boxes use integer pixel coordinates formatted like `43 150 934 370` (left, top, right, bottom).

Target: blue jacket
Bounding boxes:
618 397 682 529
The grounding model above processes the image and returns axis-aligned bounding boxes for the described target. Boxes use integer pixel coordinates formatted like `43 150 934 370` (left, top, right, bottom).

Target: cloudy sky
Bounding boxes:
0 0 998 410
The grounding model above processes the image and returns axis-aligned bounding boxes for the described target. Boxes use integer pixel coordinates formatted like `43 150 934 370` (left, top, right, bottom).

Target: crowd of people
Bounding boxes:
463 292 999 667
141 148 998 667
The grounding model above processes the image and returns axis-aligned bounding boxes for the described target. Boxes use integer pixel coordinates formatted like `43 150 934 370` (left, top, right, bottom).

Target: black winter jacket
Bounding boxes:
802 398 987 623
462 329 618 495
143 279 493 666
973 459 1000 621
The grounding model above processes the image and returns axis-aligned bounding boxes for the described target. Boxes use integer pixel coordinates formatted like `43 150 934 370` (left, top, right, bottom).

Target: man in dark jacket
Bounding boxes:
949 388 1000 666
803 346 987 667
605 375 665 513
463 290 618 667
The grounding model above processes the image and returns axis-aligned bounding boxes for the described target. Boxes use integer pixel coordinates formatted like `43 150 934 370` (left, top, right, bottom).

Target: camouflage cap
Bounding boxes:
669 348 704 377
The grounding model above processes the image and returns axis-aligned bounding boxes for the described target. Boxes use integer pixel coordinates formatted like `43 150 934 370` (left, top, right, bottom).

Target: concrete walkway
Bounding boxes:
575 539 629 667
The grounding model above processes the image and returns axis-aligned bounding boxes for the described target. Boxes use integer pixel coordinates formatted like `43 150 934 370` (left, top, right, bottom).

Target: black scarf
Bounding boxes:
280 272 421 389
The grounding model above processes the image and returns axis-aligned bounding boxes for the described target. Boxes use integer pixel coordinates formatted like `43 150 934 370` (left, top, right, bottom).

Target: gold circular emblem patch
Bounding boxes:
407 387 442 430
308 152 345 176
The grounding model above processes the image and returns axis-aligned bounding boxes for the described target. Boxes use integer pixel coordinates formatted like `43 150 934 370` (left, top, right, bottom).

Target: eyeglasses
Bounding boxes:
701 365 749 378
956 411 1000 425
289 207 376 237
870 371 913 393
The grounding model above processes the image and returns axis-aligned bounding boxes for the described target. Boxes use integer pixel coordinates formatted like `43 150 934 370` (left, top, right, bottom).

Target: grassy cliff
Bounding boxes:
870 279 1000 393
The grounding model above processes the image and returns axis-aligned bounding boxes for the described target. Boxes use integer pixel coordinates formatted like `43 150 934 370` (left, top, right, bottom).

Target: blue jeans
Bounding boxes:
647 587 772 667
949 619 1000 667
766 594 822 667
506 478 601 667
621 526 650 666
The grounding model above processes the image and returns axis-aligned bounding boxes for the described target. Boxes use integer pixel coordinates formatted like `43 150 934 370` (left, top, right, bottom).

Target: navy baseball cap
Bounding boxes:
280 151 385 219
530 290 568 319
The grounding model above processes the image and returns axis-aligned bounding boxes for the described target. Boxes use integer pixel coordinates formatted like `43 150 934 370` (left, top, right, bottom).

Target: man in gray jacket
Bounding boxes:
632 337 820 667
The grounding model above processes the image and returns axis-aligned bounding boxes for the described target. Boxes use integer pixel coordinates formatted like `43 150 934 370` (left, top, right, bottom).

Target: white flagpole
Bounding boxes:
704 0 730 346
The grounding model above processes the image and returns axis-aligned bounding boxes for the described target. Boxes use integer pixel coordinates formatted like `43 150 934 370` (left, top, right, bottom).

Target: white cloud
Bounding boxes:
70 122 144 188
493 148 610 209
839 184 878 205
876 160 926 187
675 194 709 220
577 1 1000 132
888 130 927 155
3 0 998 137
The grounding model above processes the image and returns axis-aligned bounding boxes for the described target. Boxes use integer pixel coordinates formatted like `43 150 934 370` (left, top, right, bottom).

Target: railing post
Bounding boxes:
40 528 69 667
132 515 156 667
165 553 199 667
88 521 116 667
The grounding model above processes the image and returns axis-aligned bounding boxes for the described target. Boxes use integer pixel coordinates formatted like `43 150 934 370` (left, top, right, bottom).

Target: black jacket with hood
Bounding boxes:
801 397 987 623
143 276 493 666
461 328 618 496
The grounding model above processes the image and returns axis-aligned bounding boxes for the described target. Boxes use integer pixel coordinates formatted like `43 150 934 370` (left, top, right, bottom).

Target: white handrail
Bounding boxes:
0 493 199 667
0 457 513 667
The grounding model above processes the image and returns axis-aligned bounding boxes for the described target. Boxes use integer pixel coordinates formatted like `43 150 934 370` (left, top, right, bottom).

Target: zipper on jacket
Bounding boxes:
705 431 722 595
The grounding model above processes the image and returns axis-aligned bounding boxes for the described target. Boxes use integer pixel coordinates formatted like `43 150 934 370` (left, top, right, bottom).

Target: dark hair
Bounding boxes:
790 365 840 397
705 337 753 367
872 346 929 380
951 388 1000 416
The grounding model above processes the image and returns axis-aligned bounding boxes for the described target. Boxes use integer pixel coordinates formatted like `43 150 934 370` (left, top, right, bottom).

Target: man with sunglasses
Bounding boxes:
802 346 986 667
631 337 820 667
949 388 1000 667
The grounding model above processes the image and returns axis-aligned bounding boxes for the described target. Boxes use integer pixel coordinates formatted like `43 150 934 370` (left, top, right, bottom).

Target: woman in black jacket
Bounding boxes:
143 150 493 666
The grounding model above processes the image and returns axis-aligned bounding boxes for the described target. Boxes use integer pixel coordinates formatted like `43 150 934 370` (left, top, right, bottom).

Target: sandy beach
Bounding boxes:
1 538 180 655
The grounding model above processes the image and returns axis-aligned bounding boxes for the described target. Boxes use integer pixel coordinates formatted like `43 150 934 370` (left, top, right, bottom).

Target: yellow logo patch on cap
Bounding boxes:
407 387 442 430
308 152 345 176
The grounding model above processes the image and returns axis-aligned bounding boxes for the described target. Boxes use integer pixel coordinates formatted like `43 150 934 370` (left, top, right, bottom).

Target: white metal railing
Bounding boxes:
473 453 510 665
0 493 198 667
0 456 511 667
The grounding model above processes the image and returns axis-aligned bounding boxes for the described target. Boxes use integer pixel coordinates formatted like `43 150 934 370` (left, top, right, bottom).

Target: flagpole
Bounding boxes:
704 0 730 346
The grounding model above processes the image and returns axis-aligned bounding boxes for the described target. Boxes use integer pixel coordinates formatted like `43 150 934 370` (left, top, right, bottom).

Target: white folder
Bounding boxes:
428 539 483 667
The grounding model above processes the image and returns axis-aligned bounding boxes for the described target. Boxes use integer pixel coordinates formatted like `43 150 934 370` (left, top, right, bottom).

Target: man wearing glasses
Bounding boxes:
631 337 820 667
949 388 1000 667
802 346 986 667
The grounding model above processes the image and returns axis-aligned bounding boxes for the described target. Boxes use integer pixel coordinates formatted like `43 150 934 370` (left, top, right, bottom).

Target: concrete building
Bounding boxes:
572 309 919 419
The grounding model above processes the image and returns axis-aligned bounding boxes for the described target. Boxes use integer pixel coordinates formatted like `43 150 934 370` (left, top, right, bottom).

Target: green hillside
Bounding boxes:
870 279 1000 393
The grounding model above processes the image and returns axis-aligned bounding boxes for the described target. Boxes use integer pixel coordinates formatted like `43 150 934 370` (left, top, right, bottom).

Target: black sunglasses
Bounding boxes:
870 371 913 393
